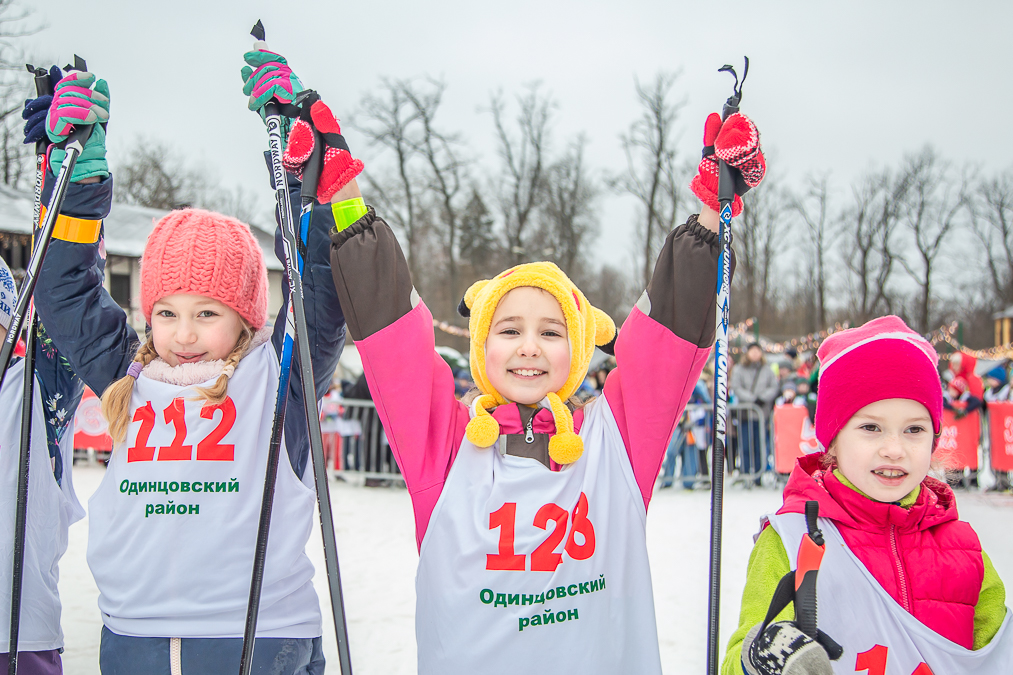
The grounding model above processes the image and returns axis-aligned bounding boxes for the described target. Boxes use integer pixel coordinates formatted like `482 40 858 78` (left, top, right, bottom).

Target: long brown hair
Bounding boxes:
101 326 254 445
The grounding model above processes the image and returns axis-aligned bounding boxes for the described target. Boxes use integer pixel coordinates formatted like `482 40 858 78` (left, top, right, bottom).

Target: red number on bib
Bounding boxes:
564 492 596 560
197 398 237 461
855 645 888 675
157 397 193 460
486 494 595 572
910 664 934 675
487 503 525 571
531 503 568 572
127 402 156 462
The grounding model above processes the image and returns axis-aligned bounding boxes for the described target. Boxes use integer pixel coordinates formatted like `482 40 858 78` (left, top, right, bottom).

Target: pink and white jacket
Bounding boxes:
329 210 728 547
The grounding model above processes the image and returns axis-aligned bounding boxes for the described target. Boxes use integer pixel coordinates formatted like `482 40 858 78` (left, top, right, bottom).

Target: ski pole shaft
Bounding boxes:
7 64 53 675
706 58 747 675
238 100 295 675
296 111 354 674
240 22 353 675
7 312 37 675
0 124 91 392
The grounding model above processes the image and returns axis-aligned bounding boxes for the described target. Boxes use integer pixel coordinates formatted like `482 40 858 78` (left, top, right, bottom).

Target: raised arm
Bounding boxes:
32 68 133 397
606 110 765 510
330 201 469 548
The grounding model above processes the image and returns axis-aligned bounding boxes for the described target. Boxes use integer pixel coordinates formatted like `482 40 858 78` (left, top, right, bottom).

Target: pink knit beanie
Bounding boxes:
815 315 942 449
140 209 269 330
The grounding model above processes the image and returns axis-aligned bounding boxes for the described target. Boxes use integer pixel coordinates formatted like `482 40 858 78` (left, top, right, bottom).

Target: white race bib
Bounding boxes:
87 343 321 638
415 395 662 675
767 513 1013 674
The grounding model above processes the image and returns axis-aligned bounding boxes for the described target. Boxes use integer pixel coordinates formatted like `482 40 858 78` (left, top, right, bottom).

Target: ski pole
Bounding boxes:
7 62 54 675
239 22 353 675
0 56 92 392
292 89 355 675
706 56 748 675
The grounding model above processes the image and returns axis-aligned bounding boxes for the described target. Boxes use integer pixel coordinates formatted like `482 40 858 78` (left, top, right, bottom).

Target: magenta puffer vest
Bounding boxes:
779 454 983 649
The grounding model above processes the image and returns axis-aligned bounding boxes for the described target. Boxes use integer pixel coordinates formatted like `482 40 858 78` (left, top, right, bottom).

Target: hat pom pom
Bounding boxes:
466 415 500 448
466 394 500 448
548 432 584 464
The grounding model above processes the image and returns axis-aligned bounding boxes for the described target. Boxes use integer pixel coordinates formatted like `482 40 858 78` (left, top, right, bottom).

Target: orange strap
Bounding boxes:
40 205 102 244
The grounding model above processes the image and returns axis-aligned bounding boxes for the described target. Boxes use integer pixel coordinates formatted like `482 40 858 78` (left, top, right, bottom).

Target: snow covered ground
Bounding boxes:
58 465 1013 674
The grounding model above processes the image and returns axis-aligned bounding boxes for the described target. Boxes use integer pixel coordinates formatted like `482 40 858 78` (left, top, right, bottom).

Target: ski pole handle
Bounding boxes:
27 65 52 156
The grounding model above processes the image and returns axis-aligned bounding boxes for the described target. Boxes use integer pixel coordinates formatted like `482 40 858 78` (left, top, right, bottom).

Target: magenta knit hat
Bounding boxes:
815 315 942 449
140 209 269 330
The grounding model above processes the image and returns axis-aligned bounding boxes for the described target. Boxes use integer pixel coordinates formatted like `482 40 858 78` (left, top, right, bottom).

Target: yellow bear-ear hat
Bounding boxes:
459 262 617 464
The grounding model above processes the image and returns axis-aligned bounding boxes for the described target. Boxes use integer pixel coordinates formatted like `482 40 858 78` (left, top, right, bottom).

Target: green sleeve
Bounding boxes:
974 550 1008 649
721 526 794 675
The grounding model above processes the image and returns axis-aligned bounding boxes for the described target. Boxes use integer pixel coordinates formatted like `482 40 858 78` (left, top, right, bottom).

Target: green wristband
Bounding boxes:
331 198 367 232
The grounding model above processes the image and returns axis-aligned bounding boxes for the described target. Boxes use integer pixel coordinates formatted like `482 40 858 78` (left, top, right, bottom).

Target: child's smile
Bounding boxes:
485 287 571 405
832 398 934 502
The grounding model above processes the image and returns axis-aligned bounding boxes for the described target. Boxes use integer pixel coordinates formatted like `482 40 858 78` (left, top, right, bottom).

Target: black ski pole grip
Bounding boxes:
27 64 52 156
794 501 825 639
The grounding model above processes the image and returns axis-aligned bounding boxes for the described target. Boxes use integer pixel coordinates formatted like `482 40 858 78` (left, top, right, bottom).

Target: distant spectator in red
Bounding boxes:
946 352 983 419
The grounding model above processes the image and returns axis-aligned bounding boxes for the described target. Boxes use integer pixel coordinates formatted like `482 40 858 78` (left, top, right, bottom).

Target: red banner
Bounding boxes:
937 410 980 470
987 402 1013 472
773 404 819 474
73 386 112 452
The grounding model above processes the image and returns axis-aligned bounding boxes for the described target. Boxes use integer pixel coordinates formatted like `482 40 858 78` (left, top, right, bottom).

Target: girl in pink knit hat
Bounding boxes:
30 53 360 675
723 316 1013 675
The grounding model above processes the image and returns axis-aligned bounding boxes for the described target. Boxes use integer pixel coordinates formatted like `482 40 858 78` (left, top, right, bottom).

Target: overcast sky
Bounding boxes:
23 0 1013 270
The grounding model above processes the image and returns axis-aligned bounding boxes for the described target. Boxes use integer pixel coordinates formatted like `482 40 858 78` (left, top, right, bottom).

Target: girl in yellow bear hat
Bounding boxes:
325 99 765 673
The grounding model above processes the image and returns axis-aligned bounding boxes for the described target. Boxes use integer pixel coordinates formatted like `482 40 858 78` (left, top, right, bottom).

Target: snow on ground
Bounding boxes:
58 465 1013 674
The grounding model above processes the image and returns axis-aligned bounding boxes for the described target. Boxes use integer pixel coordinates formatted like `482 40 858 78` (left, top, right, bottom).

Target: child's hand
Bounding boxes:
283 98 363 203
45 70 110 181
689 112 766 217
22 65 63 147
742 620 836 675
241 50 303 113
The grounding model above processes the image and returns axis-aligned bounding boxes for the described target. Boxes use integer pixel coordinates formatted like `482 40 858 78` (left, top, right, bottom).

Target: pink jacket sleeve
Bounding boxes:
603 216 728 509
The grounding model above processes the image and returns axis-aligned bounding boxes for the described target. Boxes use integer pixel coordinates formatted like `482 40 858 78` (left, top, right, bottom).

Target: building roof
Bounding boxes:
994 305 1013 321
0 183 283 271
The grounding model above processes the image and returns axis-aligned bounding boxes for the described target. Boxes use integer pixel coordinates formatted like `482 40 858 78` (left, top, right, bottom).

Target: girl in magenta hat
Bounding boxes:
724 316 1013 675
29 52 356 674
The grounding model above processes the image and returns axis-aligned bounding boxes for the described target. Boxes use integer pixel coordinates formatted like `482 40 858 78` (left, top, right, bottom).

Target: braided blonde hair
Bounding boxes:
101 325 255 445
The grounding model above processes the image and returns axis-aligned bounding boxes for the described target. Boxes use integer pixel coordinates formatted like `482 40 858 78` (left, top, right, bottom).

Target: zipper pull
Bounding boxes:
525 415 534 444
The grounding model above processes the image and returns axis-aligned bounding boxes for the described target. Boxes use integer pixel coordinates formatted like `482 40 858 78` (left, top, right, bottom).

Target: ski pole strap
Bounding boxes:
39 205 101 243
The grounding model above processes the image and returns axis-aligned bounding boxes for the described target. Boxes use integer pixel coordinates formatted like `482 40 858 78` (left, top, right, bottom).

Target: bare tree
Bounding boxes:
970 170 1013 309
896 147 969 332
734 181 786 327
489 84 554 265
401 78 469 304
610 72 686 288
792 174 835 331
583 263 635 326
538 135 598 276
0 89 30 189
353 79 426 279
113 138 262 224
843 168 912 321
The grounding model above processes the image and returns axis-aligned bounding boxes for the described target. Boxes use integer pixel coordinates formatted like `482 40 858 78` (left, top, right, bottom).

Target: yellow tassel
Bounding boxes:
545 392 584 464
466 394 500 448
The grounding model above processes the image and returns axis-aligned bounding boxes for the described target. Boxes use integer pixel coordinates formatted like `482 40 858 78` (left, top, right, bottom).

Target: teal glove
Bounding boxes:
241 49 303 142
46 71 109 181
50 123 107 181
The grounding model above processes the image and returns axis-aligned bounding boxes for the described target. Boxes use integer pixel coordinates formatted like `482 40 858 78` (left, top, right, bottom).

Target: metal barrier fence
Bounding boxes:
326 399 771 489
660 402 768 489
322 398 403 485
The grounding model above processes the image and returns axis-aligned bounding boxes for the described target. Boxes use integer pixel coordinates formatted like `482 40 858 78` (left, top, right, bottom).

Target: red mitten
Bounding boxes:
689 112 766 216
715 112 766 188
282 99 364 203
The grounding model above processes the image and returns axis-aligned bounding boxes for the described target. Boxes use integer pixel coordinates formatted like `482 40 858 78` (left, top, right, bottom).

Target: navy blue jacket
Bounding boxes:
33 171 346 479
